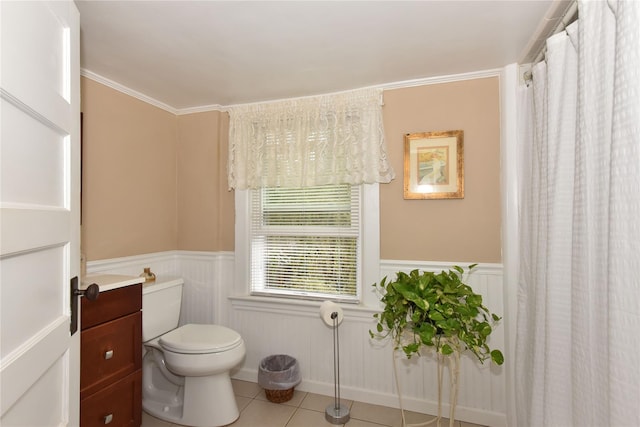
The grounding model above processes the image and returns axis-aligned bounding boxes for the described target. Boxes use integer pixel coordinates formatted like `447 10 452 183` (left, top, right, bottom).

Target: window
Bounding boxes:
229 89 392 305
249 184 361 302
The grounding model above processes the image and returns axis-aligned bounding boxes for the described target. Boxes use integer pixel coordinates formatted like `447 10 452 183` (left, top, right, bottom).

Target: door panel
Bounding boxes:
1 246 66 357
2 356 66 426
0 1 80 425
1 98 67 207
0 208 69 255
1 1 72 126
0 323 69 422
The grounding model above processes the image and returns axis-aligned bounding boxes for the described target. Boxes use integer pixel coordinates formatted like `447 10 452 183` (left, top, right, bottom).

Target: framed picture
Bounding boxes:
403 130 464 199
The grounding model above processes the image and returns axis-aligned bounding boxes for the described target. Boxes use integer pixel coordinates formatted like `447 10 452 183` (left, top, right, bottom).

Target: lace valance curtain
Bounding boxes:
227 88 395 190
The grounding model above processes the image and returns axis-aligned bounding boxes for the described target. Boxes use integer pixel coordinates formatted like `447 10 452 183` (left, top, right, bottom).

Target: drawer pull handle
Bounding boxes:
104 413 113 424
104 350 114 360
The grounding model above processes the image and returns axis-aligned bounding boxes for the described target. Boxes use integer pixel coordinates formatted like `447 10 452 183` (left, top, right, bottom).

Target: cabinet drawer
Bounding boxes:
80 370 142 427
82 284 142 330
81 312 142 399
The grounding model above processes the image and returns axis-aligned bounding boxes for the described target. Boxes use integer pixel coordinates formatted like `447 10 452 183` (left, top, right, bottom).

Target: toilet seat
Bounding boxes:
159 324 242 354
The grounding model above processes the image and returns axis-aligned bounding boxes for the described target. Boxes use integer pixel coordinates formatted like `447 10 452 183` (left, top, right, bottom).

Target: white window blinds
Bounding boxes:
250 185 360 301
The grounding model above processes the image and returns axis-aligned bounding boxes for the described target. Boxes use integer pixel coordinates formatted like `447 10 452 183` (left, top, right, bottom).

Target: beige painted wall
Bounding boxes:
82 76 501 263
176 111 233 251
81 77 178 260
380 77 502 263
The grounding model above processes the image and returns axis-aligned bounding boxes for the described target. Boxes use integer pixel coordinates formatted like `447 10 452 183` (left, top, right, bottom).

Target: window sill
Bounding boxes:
228 294 380 322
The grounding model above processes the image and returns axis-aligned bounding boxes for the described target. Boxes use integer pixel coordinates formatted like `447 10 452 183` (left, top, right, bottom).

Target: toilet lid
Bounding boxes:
159 324 242 354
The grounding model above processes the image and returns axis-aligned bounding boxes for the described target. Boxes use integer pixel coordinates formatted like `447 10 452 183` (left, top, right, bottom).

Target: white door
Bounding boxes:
0 1 80 425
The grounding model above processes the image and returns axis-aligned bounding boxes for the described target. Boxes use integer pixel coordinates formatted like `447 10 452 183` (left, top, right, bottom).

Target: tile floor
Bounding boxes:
141 379 487 427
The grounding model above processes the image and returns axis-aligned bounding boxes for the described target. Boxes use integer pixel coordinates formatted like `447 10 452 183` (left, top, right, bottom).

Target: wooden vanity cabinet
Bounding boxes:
80 283 142 427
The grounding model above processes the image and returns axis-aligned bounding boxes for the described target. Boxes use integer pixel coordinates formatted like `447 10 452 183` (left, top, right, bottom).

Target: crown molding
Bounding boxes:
81 69 179 115
82 69 226 115
378 68 502 92
175 104 226 115
82 67 502 116
223 68 503 110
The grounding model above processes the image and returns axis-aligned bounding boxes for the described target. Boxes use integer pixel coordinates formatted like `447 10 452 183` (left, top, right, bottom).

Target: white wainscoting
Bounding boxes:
86 250 234 326
87 252 506 426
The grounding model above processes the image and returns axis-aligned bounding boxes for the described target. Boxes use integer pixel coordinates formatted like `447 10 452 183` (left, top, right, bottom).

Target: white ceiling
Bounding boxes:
75 0 570 111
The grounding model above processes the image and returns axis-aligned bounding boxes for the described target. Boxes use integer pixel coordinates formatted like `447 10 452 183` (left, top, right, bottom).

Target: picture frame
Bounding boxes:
403 130 464 199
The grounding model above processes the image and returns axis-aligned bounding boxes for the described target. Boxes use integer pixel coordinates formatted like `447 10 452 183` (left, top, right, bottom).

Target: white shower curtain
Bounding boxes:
516 1 640 426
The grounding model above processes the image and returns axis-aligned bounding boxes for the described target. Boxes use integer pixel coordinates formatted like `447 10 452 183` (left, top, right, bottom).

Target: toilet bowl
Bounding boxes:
142 278 246 427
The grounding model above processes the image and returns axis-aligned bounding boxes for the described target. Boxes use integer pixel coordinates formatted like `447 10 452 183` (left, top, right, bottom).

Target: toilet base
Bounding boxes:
143 398 183 424
143 369 239 427
183 374 239 426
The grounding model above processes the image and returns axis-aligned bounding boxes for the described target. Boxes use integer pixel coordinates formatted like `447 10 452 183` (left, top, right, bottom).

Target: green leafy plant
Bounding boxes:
370 265 504 427
370 264 504 366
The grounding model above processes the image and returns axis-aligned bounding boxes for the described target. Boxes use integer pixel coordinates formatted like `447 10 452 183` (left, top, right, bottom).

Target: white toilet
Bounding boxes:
142 277 246 427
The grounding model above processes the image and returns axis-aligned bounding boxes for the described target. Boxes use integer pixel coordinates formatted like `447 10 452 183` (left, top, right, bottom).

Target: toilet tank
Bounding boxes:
142 277 184 341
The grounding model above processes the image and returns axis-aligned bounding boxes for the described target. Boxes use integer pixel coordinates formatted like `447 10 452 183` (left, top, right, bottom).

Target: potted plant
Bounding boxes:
370 264 504 427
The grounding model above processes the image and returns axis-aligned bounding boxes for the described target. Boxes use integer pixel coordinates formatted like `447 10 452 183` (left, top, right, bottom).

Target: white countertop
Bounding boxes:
81 274 145 293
